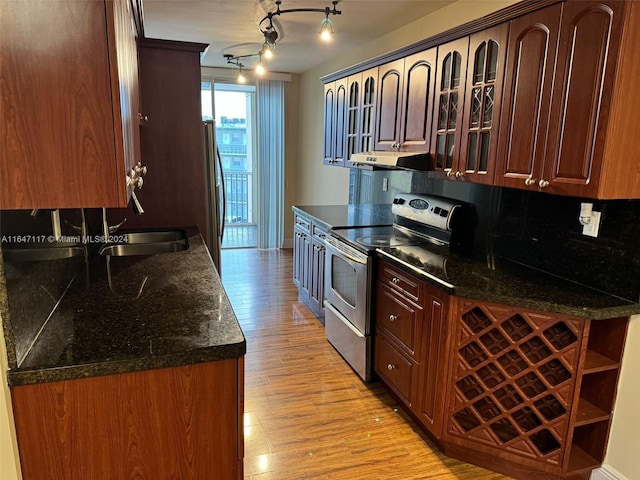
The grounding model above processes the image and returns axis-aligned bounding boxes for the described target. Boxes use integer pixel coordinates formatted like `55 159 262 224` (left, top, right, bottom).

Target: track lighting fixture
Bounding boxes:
223 0 341 77
319 15 333 41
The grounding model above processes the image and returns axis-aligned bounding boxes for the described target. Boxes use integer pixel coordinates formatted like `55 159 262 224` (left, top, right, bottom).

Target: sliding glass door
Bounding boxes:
202 81 258 248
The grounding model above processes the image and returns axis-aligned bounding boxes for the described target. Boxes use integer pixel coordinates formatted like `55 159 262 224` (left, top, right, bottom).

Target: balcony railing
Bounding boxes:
221 172 255 248
223 172 253 225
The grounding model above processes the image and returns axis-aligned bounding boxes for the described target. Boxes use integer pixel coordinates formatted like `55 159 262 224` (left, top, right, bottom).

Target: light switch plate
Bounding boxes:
582 211 601 237
382 177 388 191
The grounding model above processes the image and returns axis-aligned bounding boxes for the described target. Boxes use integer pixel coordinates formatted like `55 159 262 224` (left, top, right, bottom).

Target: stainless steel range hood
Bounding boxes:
348 151 431 171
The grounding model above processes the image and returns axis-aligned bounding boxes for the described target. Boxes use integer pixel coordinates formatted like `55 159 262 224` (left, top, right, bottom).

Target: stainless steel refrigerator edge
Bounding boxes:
203 120 226 273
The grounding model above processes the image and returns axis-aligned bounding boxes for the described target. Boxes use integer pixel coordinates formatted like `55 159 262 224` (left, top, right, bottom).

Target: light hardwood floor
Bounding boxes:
221 248 512 480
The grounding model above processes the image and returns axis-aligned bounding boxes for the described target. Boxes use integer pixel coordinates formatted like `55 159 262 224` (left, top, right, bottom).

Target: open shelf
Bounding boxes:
583 351 618 374
574 398 610 427
566 445 600 474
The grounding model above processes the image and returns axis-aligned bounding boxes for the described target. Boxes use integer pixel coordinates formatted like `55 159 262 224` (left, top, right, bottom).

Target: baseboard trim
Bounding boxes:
591 465 627 480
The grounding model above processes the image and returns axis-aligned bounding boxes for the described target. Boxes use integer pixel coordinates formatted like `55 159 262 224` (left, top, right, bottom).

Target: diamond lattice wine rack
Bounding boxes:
444 299 628 477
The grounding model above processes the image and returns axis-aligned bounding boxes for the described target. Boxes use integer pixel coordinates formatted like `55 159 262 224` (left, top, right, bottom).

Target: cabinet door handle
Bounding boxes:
539 179 550 188
391 277 400 284
389 314 397 322
455 171 464 179
446 170 455 178
387 364 396 371
524 177 537 186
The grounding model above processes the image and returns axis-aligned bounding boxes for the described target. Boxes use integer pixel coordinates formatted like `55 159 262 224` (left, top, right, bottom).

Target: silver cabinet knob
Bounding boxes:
138 113 149 123
391 277 399 284
446 170 455 177
524 177 537 186
387 364 396 371
539 179 550 188
389 314 397 322
455 171 464 178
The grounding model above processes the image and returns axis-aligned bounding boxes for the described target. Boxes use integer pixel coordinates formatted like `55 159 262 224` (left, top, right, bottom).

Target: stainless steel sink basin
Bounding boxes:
99 229 189 257
2 242 85 262
118 231 187 244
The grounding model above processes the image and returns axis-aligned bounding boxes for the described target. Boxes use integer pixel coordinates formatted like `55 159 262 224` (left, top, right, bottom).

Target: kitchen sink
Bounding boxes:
98 229 189 257
1 241 85 262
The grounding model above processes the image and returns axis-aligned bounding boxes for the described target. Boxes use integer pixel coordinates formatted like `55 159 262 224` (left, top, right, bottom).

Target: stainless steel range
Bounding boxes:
324 193 476 381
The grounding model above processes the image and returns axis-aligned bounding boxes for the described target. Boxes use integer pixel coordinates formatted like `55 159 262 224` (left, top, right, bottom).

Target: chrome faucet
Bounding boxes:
101 208 126 242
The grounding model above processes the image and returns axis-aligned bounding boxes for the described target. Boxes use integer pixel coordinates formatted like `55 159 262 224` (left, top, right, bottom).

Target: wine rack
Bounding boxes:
444 299 628 478
446 301 584 471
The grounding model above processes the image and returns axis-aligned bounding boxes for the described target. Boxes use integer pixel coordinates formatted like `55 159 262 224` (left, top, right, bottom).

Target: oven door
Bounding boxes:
324 236 370 335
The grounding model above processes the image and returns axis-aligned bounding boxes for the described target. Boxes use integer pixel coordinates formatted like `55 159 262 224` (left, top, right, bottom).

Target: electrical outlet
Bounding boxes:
382 177 388 191
582 211 601 237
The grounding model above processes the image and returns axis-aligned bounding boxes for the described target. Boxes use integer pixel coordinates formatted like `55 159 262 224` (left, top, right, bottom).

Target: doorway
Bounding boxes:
202 82 258 248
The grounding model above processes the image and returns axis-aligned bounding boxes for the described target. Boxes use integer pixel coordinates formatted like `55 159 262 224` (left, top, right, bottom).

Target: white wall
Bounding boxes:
0 317 21 480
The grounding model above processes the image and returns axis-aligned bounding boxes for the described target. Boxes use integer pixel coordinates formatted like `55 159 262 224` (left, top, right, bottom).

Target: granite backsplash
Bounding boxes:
350 169 640 303
1 209 91 369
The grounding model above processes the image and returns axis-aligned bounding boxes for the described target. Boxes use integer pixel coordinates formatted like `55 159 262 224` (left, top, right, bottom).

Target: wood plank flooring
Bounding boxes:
221 248 512 480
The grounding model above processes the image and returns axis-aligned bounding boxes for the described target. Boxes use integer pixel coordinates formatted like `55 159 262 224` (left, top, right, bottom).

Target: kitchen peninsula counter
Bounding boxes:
3 229 245 386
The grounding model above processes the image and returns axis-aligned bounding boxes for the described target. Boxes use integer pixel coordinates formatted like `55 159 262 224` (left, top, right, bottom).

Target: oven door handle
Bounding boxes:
325 239 368 265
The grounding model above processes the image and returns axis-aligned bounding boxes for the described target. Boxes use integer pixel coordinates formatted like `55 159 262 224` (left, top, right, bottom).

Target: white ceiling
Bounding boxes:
142 0 456 74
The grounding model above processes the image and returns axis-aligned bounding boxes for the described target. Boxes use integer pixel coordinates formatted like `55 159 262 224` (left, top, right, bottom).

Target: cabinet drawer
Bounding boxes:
293 213 311 233
379 261 420 301
375 334 414 406
312 224 328 243
376 283 420 356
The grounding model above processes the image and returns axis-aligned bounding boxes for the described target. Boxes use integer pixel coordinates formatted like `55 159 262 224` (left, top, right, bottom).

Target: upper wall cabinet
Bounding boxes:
431 37 470 178
375 49 438 153
457 24 509 185
496 4 562 192
497 0 638 199
344 67 379 168
323 78 348 166
0 0 141 209
542 0 629 198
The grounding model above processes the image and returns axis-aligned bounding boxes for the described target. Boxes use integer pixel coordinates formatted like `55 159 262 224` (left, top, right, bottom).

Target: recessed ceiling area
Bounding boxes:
142 0 456 73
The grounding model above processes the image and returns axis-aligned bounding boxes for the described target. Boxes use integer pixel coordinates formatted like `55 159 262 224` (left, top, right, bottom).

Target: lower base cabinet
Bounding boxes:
374 258 628 480
293 211 327 318
11 359 244 480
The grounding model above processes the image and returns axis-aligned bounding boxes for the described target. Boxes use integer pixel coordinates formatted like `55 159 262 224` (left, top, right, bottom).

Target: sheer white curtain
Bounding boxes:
256 80 285 249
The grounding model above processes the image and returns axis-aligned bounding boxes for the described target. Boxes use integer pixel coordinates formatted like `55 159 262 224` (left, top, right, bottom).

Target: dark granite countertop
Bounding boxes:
291 203 639 320
292 204 394 230
377 246 640 320
6 229 245 386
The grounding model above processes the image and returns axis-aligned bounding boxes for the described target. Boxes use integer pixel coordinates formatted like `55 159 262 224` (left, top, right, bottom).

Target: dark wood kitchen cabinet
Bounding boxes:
12 359 245 480
497 0 640 199
495 4 562 193
293 211 327 318
0 0 141 209
323 78 348 166
455 24 509 185
431 37 470 178
374 260 450 438
374 257 628 479
375 49 438 154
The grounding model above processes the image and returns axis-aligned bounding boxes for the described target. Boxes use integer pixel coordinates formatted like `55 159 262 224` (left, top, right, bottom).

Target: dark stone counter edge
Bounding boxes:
292 206 332 230
376 250 640 321
7 339 246 387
